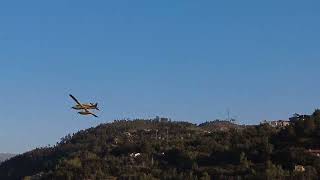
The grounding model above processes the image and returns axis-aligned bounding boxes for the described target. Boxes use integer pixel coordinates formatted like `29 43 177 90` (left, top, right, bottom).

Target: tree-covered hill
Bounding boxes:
1 110 320 180
0 154 16 164
198 120 244 132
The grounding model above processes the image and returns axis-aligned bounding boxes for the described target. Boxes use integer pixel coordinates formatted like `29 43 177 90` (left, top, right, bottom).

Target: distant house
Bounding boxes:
130 153 141 158
203 130 212 134
262 120 290 128
154 116 170 122
294 165 306 172
289 114 310 122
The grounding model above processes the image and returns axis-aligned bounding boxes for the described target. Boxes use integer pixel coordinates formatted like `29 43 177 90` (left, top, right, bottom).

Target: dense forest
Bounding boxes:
1 110 320 180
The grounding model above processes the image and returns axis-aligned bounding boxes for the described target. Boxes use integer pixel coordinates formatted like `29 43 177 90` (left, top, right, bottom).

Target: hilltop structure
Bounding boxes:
261 120 290 128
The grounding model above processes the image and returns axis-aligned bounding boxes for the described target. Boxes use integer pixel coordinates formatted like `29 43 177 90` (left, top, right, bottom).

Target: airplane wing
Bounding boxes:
84 108 98 118
69 94 84 107
91 113 98 118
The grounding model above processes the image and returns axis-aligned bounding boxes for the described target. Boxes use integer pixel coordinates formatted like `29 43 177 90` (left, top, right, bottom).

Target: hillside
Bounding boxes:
1 110 320 179
0 154 16 164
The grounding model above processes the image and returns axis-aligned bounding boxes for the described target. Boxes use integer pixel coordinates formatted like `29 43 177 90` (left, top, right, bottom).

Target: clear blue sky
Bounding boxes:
0 1 319 153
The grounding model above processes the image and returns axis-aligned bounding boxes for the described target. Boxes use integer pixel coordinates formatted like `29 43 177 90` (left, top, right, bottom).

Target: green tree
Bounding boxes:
304 118 316 135
240 152 250 169
200 172 210 180
265 160 288 179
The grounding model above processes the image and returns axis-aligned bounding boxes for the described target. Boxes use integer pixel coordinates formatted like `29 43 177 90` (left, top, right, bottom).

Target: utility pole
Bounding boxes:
227 108 230 122
226 108 237 123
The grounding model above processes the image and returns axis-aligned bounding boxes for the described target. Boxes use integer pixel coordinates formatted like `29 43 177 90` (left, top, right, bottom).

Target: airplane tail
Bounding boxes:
95 103 100 111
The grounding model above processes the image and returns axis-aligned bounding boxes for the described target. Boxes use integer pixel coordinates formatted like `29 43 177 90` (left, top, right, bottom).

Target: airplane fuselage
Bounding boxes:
72 103 97 110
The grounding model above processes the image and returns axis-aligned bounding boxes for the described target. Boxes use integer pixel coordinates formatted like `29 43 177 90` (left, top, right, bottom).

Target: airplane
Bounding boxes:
69 94 99 118
69 94 99 111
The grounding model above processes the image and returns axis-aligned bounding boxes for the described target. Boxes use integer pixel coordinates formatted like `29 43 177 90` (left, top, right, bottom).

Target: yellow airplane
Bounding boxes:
69 94 99 118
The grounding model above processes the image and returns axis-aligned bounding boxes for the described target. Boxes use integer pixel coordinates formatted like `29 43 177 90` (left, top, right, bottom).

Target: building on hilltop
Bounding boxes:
261 120 290 128
154 116 171 122
289 114 310 122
